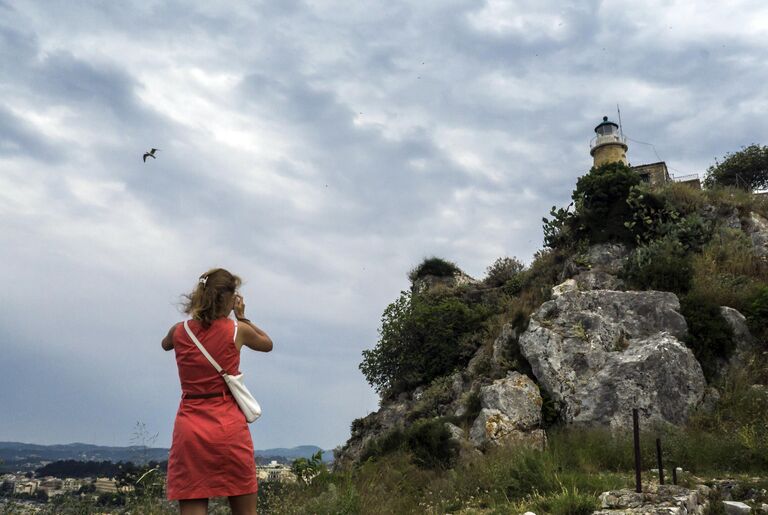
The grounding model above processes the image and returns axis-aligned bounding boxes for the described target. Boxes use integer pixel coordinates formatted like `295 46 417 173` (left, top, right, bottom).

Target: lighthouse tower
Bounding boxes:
590 116 628 168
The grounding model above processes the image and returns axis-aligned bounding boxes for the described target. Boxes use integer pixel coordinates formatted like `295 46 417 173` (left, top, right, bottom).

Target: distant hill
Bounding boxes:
0 441 333 472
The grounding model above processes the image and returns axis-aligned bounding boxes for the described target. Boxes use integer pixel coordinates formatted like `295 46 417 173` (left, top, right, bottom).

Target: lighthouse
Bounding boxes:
590 116 628 168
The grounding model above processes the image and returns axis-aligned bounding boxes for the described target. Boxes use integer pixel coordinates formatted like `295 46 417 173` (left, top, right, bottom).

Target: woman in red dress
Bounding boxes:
161 268 273 515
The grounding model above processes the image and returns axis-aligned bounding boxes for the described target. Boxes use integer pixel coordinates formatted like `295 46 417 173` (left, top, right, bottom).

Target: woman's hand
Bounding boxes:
233 294 246 319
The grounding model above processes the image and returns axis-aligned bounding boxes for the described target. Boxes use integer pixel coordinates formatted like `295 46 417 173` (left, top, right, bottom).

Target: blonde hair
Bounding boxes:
182 268 242 328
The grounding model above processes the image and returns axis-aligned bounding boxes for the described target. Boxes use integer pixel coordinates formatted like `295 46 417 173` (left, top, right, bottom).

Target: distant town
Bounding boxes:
0 441 330 510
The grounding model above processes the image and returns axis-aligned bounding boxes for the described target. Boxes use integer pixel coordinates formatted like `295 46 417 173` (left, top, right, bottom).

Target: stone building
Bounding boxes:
257 461 297 483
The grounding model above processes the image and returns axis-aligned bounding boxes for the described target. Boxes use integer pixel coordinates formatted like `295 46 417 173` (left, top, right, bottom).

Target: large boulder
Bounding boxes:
469 372 546 449
519 290 706 429
718 306 756 375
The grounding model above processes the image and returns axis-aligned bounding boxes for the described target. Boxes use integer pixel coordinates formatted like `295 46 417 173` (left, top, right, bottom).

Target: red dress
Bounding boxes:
166 318 258 500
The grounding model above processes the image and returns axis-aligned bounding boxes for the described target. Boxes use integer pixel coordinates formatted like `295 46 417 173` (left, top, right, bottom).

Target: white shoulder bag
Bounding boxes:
183 320 262 423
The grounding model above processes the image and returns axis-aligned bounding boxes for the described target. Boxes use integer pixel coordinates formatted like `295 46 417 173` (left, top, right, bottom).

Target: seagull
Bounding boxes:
143 148 160 162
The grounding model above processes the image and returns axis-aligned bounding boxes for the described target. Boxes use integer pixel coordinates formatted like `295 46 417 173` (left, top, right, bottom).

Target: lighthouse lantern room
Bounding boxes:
590 116 628 168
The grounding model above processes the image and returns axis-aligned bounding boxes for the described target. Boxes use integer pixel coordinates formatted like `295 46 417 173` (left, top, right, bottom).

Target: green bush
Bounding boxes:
360 418 458 470
679 293 735 382
408 256 461 282
542 203 579 250
573 161 641 244
484 256 525 287
625 184 714 252
622 236 693 294
625 185 681 243
360 290 491 396
543 162 641 249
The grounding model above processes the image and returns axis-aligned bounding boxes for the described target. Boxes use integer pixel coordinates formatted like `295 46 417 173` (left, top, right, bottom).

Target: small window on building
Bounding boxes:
639 173 650 183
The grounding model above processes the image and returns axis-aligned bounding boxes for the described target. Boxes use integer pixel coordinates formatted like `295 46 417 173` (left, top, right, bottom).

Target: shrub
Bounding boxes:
573 161 641 244
360 290 491 396
625 184 681 244
408 256 461 282
622 236 693 294
679 293 735 382
360 418 458 469
484 256 525 287
625 186 713 251
543 203 578 250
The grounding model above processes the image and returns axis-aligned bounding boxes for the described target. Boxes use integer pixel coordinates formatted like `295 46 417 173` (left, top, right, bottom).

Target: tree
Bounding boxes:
704 144 768 190
290 451 323 484
359 290 490 397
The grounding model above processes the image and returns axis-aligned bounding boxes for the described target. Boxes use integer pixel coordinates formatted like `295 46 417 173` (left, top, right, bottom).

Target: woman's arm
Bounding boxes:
233 295 273 352
236 320 273 352
161 323 178 351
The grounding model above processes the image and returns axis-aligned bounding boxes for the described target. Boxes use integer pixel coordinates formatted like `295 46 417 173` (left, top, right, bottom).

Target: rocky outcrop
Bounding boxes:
468 372 546 449
519 288 706 429
720 306 756 370
743 212 768 257
560 243 629 291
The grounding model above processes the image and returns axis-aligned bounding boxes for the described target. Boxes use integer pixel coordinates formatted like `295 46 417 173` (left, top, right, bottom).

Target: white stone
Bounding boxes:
722 501 751 515
552 279 577 297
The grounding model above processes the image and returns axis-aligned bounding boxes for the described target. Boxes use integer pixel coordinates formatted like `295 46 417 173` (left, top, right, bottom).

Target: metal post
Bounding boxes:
656 438 664 485
633 409 642 493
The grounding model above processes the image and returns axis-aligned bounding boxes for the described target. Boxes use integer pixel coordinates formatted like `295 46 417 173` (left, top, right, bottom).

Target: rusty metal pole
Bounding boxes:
656 438 665 485
633 409 642 493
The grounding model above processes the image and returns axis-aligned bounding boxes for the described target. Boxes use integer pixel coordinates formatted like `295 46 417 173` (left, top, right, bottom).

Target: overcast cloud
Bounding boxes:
1 0 767 450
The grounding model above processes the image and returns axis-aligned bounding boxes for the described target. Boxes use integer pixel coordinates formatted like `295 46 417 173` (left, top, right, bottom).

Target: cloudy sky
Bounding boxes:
1 0 767 451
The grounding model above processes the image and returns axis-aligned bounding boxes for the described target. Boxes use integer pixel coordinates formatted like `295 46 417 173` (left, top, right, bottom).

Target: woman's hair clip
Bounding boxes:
199 276 208 287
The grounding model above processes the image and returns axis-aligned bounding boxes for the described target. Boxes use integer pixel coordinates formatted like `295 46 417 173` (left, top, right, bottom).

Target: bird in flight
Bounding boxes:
143 148 160 162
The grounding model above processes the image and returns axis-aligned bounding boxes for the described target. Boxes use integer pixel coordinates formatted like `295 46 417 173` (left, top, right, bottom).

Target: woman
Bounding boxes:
161 268 273 515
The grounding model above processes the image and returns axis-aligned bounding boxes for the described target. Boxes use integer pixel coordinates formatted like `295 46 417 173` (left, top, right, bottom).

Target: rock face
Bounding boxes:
469 372 546 449
560 243 629 291
744 212 768 258
491 323 517 370
519 289 706 429
720 306 755 360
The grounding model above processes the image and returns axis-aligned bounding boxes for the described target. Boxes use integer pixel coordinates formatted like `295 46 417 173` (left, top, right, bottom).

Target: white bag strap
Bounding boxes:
183 320 225 375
